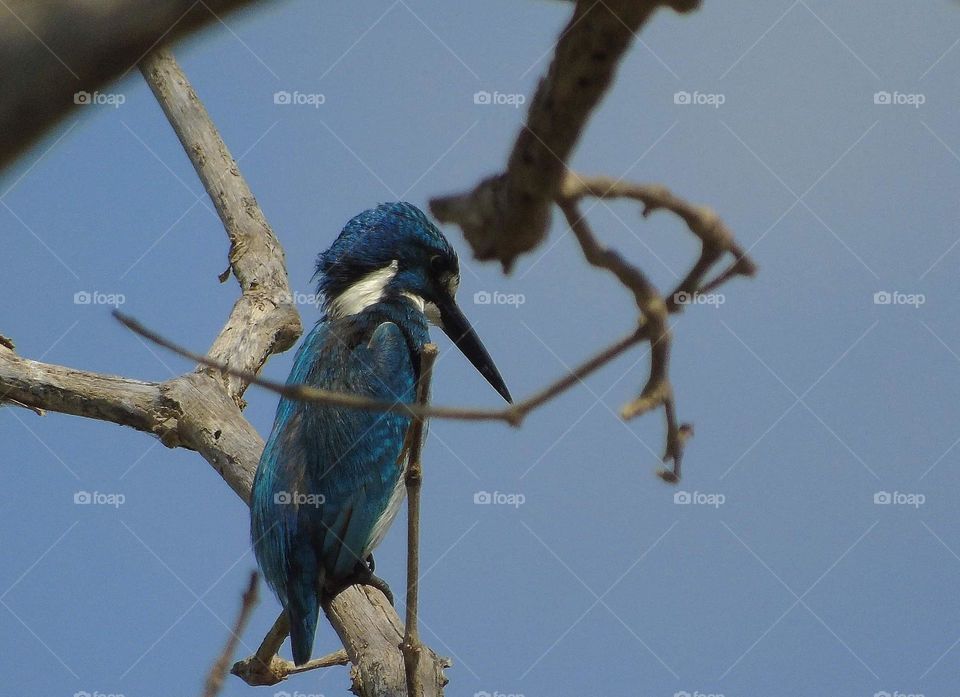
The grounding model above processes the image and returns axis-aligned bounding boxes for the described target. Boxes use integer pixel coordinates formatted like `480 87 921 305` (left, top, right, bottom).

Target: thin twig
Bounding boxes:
429 0 702 269
400 344 438 697
202 571 259 697
557 198 681 480
555 175 756 480
230 610 350 685
559 173 758 307
112 310 644 427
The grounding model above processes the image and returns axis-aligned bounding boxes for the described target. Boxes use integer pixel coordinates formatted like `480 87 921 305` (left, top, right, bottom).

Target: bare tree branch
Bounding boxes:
401 344 439 697
559 174 758 304
202 571 259 697
230 611 350 686
113 309 646 427
325 586 449 697
0 0 280 170
139 47 302 407
556 171 754 480
429 0 701 270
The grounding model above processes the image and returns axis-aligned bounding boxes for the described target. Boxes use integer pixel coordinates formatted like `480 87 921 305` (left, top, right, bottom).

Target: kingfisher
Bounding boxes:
251 202 511 666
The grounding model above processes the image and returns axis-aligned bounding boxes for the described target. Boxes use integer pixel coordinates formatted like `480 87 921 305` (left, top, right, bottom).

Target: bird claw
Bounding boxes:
323 555 395 606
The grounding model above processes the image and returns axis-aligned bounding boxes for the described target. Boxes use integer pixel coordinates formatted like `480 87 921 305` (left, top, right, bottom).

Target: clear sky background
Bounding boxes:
2 2 959 696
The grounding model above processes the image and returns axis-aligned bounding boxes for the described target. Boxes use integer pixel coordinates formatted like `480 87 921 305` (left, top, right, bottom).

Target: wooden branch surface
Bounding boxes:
0 0 279 170
429 0 701 270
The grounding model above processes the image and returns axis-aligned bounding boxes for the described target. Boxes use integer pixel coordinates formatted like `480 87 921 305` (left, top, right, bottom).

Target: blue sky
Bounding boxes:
3 2 960 696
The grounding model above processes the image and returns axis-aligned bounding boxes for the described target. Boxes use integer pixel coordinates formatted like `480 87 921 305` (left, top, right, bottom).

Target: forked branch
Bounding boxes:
557 172 755 479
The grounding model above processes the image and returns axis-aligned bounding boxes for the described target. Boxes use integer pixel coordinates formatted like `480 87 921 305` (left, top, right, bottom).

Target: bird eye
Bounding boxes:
429 255 445 273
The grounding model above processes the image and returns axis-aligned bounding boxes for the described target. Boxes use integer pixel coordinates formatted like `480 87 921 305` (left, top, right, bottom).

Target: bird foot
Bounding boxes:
323 555 395 606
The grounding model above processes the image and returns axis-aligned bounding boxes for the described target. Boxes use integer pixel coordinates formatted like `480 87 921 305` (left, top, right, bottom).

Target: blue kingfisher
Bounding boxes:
251 202 511 665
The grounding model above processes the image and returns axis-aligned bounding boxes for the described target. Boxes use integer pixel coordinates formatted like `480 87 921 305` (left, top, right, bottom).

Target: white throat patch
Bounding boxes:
328 260 398 317
401 292 442 328
401 291 425 312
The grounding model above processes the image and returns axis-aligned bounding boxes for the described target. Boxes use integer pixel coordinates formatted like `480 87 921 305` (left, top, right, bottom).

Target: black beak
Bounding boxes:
435 293 512 403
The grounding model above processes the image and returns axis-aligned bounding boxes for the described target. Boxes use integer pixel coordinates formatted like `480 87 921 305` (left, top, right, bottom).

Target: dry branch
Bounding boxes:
559 174 758 304
230 611 350 686
115 309 648 427
0 344 263 500
401 344 439 697
140 47 301 406
557 171 755 480
202 571 259 697
429 0 701 270
0 0 280 170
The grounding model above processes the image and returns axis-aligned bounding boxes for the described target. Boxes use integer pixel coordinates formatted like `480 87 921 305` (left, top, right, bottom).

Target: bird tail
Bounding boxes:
287 568 324 666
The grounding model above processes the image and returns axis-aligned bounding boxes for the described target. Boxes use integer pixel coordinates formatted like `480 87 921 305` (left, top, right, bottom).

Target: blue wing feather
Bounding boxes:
252 317 417 665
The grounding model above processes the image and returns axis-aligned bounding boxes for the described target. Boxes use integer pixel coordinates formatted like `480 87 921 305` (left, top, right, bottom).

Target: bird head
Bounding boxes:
316 202 512 402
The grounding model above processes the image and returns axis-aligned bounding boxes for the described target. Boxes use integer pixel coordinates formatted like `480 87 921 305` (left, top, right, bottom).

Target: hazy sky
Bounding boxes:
3 2 960 696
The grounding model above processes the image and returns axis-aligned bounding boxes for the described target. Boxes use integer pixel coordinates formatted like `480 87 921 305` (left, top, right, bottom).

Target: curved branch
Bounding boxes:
140 47 301 407
202 571 259 697
559 174 758 304
113 310 647 427
556 172 754 480
429 0 701 270
0 0 278 171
